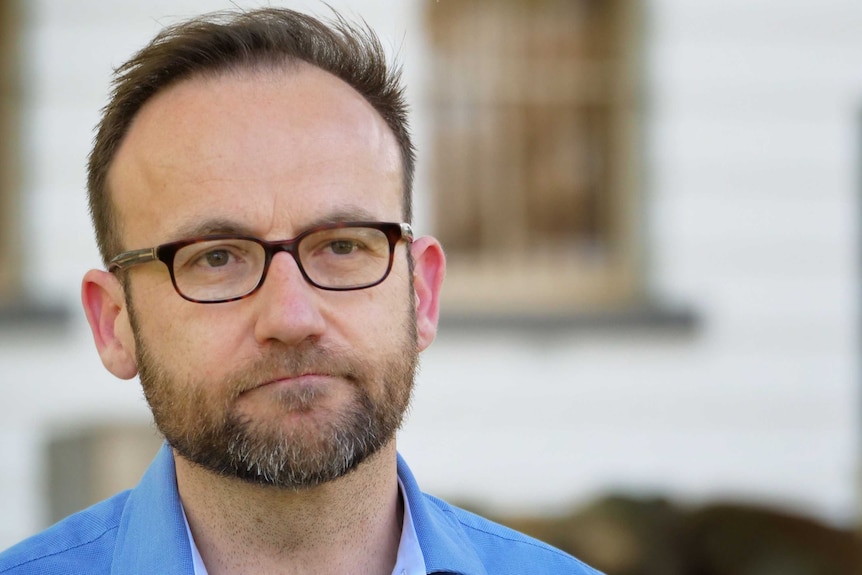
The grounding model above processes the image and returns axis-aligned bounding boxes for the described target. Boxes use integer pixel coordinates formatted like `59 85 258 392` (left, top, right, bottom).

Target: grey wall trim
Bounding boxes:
440 303 699 335
0 299 71 329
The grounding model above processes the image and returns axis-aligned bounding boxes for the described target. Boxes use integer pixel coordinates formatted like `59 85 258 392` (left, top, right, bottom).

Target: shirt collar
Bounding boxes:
117 444 485 575
181 509 208 575
109 443 195 575
396 453 488 575
392 476 426 575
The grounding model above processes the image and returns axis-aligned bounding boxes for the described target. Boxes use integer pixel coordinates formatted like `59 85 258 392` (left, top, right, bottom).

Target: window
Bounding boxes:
47 425 163 523
426 0 641 314
0 0 22 301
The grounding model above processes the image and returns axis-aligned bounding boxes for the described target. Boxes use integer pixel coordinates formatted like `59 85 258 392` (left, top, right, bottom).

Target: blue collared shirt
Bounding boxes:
0 444 602 574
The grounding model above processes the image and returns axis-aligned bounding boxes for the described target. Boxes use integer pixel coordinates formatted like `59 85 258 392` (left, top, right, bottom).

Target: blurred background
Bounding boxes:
1 0 860 572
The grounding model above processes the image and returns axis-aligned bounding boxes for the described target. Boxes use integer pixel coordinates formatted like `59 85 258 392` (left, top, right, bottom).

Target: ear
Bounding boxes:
81 269 138 379
410 236 446 351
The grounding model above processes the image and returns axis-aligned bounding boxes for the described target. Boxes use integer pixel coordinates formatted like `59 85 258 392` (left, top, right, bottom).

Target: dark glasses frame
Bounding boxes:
108 221 414 303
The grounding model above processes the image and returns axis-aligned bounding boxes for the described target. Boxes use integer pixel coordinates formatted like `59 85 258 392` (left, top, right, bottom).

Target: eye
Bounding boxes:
174 240 253 273
328 240 360 255
203 249 232 267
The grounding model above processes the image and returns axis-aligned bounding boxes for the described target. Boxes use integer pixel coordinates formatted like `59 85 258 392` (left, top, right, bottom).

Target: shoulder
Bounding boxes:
0 491 130 575
422 494 603 574
396 454 602 574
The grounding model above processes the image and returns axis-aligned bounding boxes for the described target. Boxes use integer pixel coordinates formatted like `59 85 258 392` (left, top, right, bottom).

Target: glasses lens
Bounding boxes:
172 238 266 301
299 226 392 289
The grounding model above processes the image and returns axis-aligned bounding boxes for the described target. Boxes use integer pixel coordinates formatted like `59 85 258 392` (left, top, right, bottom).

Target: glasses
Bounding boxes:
109 221 413 303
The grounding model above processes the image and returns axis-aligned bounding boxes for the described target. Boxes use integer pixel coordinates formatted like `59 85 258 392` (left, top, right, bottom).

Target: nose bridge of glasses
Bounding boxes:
263 239 301 267
265 238 307 276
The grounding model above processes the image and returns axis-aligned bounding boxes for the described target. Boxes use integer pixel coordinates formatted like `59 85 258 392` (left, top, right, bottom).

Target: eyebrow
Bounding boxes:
169 208 387 242
303 208 383 228
170 219 256 240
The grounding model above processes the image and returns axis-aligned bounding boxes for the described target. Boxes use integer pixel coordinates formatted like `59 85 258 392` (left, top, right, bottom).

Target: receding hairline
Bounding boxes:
103 60 407 243
104 56 405 176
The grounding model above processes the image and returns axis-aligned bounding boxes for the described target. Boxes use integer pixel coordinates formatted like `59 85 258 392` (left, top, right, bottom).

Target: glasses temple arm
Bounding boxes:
108 247 158 271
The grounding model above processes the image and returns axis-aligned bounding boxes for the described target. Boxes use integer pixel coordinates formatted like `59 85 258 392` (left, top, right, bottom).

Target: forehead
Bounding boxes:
107 63 403 247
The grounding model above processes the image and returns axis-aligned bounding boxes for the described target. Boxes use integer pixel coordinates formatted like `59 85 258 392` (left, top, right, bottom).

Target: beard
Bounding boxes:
127 296 418 490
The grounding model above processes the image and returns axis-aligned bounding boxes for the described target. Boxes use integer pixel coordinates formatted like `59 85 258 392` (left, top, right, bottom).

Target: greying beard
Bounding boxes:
127 288 418 490
183 364 409 489
223 387 380 487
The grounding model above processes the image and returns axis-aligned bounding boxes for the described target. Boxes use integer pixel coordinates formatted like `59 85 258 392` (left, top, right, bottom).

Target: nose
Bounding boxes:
252 251 326 346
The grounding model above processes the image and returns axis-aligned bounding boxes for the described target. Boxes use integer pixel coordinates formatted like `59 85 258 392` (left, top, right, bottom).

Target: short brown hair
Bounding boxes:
87 8 414 265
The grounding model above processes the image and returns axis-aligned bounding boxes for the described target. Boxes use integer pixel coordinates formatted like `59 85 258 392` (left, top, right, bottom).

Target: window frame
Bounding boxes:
425 0 644 315
0 0 22 301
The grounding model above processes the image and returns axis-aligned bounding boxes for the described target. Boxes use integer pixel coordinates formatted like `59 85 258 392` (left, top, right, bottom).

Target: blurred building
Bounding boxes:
0 0 859 549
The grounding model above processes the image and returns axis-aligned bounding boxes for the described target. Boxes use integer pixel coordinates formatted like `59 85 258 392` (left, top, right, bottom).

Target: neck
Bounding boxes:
174 442 403 575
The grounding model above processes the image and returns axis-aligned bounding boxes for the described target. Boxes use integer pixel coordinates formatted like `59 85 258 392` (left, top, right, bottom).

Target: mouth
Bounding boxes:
250 372 334 392
261 371 334 387
239 373 341 415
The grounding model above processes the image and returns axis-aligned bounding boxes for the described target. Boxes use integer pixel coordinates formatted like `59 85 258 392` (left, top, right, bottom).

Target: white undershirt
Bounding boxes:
181 478 426 575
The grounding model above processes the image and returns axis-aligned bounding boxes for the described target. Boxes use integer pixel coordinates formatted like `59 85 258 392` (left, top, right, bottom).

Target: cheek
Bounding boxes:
134 295 251 384
327 280 413 349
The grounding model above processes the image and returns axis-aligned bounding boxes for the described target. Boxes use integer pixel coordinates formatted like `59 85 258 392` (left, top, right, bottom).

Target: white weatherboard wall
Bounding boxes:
1 0 859 549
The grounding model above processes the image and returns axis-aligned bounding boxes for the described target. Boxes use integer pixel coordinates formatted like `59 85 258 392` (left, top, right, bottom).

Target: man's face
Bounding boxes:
106 65 419 488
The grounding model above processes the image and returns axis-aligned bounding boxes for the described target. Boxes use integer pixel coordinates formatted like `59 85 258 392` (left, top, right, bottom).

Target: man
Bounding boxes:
0 7 601 574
